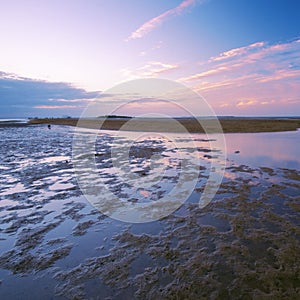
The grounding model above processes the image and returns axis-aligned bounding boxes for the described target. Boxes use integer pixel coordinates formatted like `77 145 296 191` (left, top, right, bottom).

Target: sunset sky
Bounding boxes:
0 0 299 117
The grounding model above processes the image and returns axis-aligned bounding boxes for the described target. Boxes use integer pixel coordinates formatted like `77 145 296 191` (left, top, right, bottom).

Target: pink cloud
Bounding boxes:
127 0 198 41
48 98 94 103
209 42 265 62
201 77 300 115
180 66 229 82
192 74 259 92
179 38 300 115
180 39 300 89
122 61 178 79
186 39 300 84
236 99 258 107
258 69 300 83
34 105 79 109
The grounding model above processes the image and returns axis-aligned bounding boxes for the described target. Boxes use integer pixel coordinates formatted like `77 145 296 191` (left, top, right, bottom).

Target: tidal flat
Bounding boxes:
0 124 299 299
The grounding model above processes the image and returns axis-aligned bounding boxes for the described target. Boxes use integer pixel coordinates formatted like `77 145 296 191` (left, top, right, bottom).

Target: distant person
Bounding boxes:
48 124 51 129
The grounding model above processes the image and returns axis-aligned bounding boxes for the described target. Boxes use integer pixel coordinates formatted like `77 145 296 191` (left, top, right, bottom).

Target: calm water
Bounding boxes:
225 130 300 169
0 124 299 299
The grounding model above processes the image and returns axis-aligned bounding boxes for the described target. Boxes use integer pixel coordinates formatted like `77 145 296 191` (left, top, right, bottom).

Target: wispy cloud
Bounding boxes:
121 61 178 79
182 38 300 84
258 69 300 83
48 98 95 103
139 41 163 57
179 38 300 114
236 99 259 107
190 74 258 91
209 42 265 62
179 66 229 81
33 105 79 109
127 0 199 41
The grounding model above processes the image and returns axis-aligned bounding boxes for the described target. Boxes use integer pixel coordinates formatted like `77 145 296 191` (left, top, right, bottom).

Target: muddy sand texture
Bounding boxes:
29 117 300 133
51 167 300 299
0 125 299 299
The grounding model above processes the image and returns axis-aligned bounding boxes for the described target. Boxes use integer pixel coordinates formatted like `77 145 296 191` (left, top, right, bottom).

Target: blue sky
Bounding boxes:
0 0 299 117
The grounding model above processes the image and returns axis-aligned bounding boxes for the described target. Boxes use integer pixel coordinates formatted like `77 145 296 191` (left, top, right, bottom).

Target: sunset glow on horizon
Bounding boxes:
0 0 299 117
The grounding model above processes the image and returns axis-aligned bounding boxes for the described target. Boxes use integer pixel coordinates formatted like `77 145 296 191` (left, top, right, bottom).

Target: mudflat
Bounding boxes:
0 125 299 299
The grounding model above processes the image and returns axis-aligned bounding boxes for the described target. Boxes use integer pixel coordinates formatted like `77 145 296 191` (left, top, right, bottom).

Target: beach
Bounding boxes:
1 0 299 298
0 123 299 299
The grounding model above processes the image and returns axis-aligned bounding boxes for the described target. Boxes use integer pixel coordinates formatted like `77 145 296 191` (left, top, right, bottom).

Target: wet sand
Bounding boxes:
0 125 299 299
28 117 300 133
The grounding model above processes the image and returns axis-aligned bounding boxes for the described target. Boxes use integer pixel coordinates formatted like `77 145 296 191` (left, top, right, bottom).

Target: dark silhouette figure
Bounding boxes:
48 124 51 129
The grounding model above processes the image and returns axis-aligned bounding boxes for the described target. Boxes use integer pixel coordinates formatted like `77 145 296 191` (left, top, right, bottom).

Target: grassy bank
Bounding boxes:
28 117 300 133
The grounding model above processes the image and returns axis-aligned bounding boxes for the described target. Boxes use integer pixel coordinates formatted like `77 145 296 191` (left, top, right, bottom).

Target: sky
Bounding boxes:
0 0 299 117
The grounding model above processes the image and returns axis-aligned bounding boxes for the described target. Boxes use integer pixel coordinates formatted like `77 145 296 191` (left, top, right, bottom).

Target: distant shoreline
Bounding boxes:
28 117 300 133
